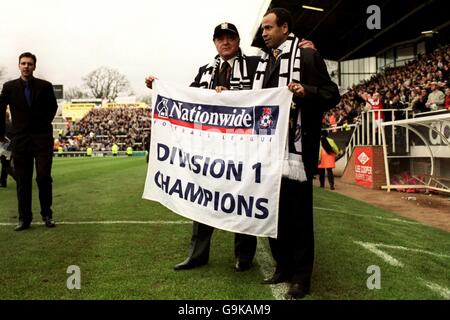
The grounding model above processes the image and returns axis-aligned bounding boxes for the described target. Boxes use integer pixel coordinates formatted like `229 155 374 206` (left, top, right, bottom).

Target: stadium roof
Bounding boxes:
251 0 450 61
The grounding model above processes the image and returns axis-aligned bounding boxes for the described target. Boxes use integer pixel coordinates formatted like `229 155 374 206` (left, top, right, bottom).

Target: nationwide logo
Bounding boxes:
153 95 279 135
156 98 169 118
357 152 370 165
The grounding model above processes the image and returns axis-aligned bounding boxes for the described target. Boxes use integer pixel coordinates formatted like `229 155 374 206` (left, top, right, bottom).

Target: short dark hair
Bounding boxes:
265 7 293 32
19 52 36 65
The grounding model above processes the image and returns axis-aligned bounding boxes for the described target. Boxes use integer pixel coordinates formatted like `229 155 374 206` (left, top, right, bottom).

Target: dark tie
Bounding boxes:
24 81 32 107
266 49 282 78
217 61 231 87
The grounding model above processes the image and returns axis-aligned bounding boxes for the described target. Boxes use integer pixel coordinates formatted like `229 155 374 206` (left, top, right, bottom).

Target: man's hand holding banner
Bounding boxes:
143 80 293 238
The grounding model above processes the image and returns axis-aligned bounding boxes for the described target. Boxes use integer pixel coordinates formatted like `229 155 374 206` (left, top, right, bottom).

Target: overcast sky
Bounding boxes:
0 0 268 97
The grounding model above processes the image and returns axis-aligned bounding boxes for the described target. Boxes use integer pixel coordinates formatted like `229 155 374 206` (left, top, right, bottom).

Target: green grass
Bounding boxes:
0 157 449 300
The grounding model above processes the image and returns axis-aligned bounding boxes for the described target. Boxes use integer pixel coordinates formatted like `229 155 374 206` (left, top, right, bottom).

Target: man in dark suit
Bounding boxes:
0 52 58 231
145 23 259 272
255 8 340 299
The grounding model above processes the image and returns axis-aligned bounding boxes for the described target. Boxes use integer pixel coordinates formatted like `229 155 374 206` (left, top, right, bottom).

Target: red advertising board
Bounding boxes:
355 147 373 188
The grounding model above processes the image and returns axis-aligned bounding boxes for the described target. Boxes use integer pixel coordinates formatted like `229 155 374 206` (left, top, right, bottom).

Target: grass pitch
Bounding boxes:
0 157 449 299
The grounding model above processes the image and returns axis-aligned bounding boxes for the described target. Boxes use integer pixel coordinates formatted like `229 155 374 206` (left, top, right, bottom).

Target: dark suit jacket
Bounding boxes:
190 55 260 88
262 48 341 179
0 77 58 154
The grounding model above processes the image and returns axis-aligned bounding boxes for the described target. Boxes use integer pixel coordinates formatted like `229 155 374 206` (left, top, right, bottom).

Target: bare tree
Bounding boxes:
83 66 131 101
138 94 152 106
64 86 89 101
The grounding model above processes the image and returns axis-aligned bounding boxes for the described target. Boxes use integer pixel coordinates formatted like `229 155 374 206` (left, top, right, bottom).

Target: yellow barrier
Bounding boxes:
61 102 149 121
106 102 148 108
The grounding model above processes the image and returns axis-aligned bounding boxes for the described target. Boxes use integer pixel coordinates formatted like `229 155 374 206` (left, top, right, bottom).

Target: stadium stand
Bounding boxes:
324 45 450 128
57 107 151 153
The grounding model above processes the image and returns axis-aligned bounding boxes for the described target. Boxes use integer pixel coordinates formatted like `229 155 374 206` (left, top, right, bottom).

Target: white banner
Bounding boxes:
143 80 293 238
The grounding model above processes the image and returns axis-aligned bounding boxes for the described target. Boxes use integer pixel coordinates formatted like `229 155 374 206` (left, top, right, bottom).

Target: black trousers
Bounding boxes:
318 168 334 188
13 146 53 223
269 178 314 286
185 221 257 265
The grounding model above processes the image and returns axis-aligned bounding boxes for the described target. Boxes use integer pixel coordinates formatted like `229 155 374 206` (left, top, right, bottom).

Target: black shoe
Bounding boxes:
173 258 206 271
14 221 31 231
0 184 6 188
330 186 335 190
234 260 252 272
43 217 56 228
284 283 310 300
261 271 292 284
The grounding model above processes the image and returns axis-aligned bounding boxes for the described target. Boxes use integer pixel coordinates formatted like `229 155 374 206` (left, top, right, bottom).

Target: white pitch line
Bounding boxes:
0 218 284 300
354 241 404 267
373 243 450 259
0 220 192 226
315 206 419 225
355 240 450 299
255 239 289 300
6 218 447 299
418 278 450 300
314 206 348 213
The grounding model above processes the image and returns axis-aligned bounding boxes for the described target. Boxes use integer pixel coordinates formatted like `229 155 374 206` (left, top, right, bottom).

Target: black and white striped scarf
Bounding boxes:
253 33 306 182
253 33 301 89
198 49 252 90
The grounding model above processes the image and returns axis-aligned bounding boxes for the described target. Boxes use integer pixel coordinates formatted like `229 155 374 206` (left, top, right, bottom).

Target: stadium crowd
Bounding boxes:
323 45 450 128
56 107 151 152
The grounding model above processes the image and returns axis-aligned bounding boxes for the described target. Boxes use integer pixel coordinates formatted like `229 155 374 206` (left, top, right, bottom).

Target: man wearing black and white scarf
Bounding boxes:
255 8 340 299
146 22 259 273
145 23 261 92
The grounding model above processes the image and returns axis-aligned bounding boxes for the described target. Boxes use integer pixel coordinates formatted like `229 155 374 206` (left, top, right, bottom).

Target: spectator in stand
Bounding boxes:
426 81 445 111
362 92 372 112
409 87 420 107
412 89 428 113
68 107 151 152
369 92 383 130
390 95 406 120
445 87 450 110
325 45 449 125
328 111 337 132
